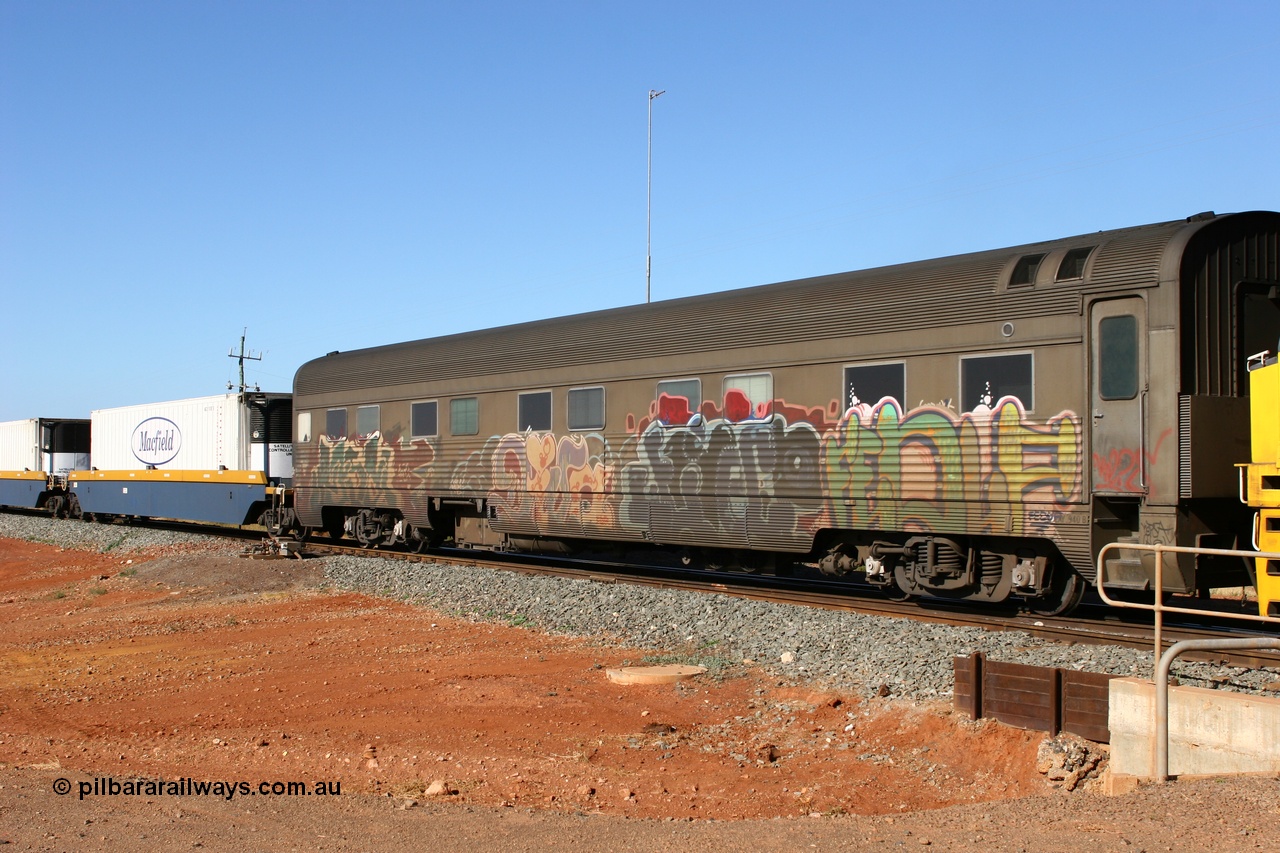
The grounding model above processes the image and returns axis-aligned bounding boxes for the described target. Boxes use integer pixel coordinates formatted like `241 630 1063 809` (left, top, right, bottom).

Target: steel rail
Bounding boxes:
306 539 1280 667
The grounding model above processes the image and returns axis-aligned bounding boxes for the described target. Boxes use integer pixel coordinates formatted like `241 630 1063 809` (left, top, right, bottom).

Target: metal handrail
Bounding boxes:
1154 638 1280 781
1095 541 1280 654
1097 541 1280 781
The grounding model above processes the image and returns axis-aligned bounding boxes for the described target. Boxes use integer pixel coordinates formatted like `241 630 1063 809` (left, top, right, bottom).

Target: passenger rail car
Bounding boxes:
292 211 1280 615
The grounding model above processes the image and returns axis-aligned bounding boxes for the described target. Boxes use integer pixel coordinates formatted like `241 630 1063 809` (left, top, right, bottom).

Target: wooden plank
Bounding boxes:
983 659 1049 679
954 655 1119 742
1061 671 1118 743
985 710 1054 732
953 653 981 718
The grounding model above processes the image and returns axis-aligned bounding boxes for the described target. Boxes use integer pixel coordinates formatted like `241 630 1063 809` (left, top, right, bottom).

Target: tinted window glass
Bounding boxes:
656 379 701 426
1010 253 1045 287
843 363 905 409
961 353 1033 410
1056 247 1094 281
567 387 605 431
1099 314 1139 400
450 398 478 436
411 401 438 438
518 391 552 431
325 409 347 441
356 405 380 439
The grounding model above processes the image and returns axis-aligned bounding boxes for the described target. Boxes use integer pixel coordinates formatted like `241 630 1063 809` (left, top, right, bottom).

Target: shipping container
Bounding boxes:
67 393 292 526
0 418 90 476
87 393 292 483
0 418 90 510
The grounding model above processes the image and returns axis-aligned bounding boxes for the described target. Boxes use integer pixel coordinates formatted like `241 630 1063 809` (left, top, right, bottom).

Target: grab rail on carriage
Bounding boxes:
1095 540 1280 655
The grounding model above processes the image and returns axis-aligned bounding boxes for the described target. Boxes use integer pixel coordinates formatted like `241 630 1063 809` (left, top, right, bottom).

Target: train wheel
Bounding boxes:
884 563 915 601
1029 569 1085 617
881 583 914 602
408 527 440 553
354 509 387 548
264 511 285 538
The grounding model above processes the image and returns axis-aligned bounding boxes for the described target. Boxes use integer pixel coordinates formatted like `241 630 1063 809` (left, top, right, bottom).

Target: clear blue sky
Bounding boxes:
2 1 1277 421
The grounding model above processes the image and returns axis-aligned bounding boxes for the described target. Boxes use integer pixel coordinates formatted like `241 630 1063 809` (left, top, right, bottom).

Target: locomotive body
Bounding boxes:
292 211 1280 613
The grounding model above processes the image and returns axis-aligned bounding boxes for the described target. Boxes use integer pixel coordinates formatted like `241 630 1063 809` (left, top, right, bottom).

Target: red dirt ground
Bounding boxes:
5 536 1275 851
0 537 1044 821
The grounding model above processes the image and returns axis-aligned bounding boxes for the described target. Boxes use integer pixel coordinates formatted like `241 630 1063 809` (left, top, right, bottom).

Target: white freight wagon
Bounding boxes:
87 393 293 482
0 418 91 512
67 393 292 527
0 418 91 476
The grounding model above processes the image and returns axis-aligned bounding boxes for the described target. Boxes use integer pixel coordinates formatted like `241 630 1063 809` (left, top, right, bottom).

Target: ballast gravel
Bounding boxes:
320 553 1280 700
3 513 1277 701
0 514 239 555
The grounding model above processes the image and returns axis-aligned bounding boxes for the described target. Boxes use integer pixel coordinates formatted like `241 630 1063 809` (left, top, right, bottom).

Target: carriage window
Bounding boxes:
961 353 1033 410
1099 314 1139 400
722 373 772 422
450 398 478 436
1009 253 1045 288
297 412 312 444
518 391 552 432
325 409 347 441
567 387 605 431
656 379 701 426
356 405 380 439
843 362 905 409
411 401 438 438
1056 246 1094 281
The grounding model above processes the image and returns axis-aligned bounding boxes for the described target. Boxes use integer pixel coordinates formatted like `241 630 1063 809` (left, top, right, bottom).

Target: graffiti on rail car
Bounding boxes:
614 395 825 548
822 396 1083 538
295 432 439 523
296 391 1083 547
1091 427 1174 497
480 431 618 535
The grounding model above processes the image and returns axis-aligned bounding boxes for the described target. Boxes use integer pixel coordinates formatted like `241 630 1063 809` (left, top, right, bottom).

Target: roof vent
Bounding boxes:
1187 211 1216 222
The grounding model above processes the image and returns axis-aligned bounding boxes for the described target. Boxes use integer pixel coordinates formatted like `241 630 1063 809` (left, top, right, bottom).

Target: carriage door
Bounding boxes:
1089 297 1147 495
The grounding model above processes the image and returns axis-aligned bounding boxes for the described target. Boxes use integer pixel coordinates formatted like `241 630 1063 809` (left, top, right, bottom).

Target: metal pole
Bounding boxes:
647 88 665 304
1154 544 1164 658
1154 637 1280 781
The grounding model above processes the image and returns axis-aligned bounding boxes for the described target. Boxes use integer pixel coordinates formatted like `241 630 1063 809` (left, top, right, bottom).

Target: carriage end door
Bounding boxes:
1090 297 1147 496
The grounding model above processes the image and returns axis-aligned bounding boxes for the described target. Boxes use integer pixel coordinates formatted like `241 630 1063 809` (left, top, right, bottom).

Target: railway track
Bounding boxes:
4 508 1275 670
300 536 1280 670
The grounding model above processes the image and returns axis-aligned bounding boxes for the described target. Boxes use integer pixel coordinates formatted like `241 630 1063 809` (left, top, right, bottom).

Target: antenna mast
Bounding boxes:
227 328 263 393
